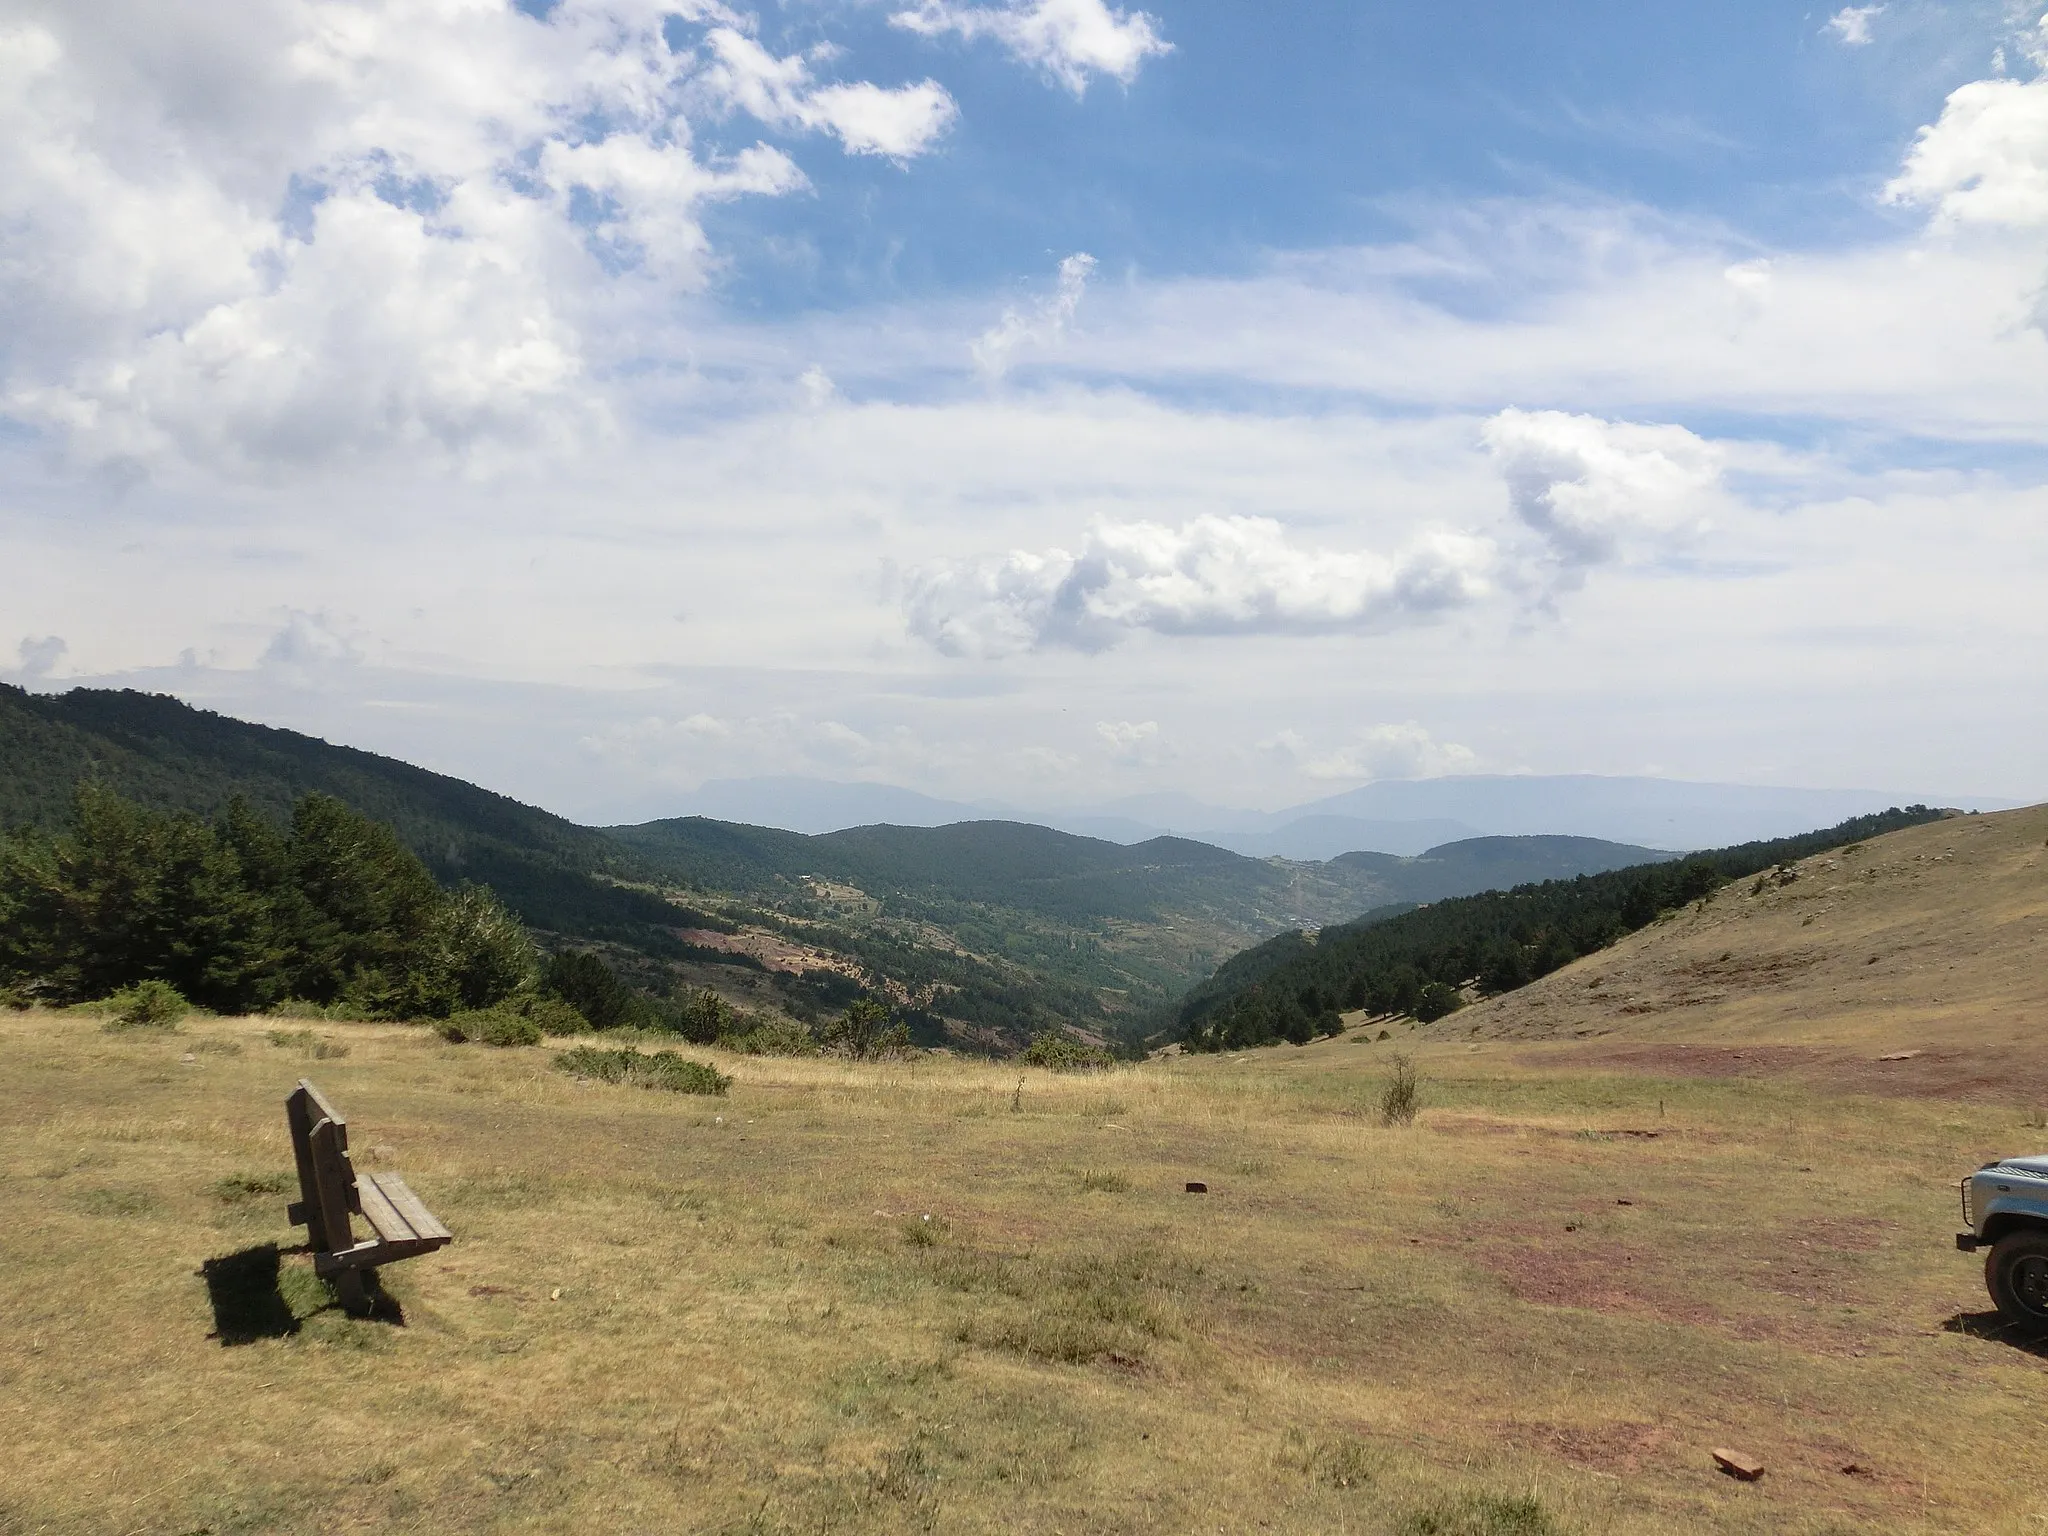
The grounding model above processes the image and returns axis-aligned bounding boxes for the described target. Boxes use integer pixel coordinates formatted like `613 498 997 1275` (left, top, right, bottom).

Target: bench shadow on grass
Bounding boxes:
1942 1310 2048 1358
200 1243 405 1344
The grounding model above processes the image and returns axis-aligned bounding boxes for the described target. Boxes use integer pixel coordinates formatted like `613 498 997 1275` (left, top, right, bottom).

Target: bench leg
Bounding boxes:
332 1265 370 1317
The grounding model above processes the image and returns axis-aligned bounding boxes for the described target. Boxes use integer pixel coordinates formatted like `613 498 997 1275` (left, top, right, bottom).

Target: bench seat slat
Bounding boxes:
356 1173 420 1243
368 1173 452 1243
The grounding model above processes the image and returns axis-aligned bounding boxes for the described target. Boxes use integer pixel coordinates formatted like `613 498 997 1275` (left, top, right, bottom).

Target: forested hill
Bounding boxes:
2 685 1699 1050
1171 804 1950 1051
0 684 689 944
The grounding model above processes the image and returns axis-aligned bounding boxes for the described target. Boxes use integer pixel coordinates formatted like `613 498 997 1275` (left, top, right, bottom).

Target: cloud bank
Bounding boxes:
0 0 951 472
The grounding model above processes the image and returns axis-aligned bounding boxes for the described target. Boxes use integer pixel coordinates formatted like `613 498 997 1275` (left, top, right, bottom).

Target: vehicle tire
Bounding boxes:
1984 1230 2048 1330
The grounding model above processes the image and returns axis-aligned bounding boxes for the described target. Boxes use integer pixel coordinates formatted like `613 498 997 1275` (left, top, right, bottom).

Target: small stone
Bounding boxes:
179 1053 197 1063
1711 1448 1765 1481
1184 1181 1208 1193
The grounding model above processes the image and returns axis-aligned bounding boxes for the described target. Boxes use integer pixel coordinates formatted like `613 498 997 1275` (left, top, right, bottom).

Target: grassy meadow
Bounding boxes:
4 1005 2046 1535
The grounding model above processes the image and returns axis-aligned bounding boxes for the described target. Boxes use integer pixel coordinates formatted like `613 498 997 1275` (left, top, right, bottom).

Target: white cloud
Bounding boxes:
973 252 1095 379
1481 408 1721 586
0 0 949 472
892 0 1170 95
258 610 362 681
1825 6 1883 46
697 28 957 159
1095 718 1164 765
905 514 1497 657
1271 722 1480 783
11 635 67 680
1885 74 2048 227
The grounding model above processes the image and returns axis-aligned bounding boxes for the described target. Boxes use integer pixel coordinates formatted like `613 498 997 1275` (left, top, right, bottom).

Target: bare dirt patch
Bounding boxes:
1525 1040 2048 1104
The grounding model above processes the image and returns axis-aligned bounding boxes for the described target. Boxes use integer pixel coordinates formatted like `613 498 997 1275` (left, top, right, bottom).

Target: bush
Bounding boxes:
553 1045 731 1095
433 1006 540 1046
821 997 912 1060
719 1015 818 1056
1378 1051 1422 1127
1021 1029 1116 1072
524 995 588 1036
103 979 189 1030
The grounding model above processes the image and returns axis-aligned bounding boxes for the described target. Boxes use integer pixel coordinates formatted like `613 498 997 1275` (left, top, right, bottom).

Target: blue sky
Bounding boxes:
701 2 2000 306
2 0 2044 821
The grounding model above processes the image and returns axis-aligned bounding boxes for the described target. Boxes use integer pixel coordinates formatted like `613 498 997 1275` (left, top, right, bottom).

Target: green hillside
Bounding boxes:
2 685 1698 1052
1172 804 1949 1051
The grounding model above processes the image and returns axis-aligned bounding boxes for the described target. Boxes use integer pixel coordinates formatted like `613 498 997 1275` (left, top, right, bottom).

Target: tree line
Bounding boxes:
0 785 540 1018
1176 805 1948 1052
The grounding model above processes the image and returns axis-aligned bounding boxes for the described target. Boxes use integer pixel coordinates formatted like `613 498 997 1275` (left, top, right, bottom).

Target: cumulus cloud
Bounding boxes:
904 514 1496 657
892 0 1170 95
973 252 1095 379
1825 6 1883 46
1480 408 1722 585
1885 73 2048 227
1095 718 1164 765
258 610 362 682
1270 722 1480 783
697 28 957 158
11 635 67 680
0 0 949 471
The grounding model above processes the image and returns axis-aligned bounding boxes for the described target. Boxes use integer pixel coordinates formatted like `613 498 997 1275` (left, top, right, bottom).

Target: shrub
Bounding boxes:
524 995 588 1036
822 997 912 1060
1020 1029 1116 1072
103 979 189 1030
477 1010 542 1047
1378 1052 1422 1127
1078 1169 1130 1193
719 1015 818 1056
553 1045 730 1095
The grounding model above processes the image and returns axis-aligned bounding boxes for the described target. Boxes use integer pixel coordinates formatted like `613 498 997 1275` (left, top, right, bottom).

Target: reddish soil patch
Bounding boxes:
1521 1041 2048 1104
1486 1418 1671 1473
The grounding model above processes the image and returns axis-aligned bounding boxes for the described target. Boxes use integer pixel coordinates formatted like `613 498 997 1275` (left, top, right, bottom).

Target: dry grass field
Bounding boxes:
3 807 2045 1535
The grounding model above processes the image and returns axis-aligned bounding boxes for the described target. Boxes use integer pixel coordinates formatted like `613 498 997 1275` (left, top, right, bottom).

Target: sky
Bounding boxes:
3 0 2046 824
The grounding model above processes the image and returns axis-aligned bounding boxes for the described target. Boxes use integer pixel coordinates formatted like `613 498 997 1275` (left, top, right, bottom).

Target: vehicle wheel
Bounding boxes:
1984 1230 2048 1330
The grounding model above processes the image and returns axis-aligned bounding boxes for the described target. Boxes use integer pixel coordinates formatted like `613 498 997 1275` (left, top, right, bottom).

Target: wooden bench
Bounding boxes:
285 1079 451 1313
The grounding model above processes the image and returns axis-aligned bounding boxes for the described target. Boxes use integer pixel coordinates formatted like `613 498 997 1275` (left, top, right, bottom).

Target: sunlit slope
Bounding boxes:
1436 805 2047 1059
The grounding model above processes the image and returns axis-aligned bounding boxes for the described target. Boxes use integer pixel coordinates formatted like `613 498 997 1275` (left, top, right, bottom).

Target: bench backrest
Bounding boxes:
286 1079 359 1254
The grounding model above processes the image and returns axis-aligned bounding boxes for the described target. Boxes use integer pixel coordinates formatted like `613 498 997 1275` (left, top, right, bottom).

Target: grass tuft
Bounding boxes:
1396 1492 1564 1536
213 1172 290 1204
1379 1051 1422 1126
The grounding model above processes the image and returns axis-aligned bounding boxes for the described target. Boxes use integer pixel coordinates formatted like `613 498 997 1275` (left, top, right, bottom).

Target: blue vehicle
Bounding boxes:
1958 1157 2048 1327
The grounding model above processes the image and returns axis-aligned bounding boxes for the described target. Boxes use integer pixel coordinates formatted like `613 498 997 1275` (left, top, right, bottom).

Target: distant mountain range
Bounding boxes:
1 685 1680 1050
672 774 2015 859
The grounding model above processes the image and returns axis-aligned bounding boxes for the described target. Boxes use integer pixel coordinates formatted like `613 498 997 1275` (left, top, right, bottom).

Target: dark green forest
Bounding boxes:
1175 805 1948 1051
0 786 534 1017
